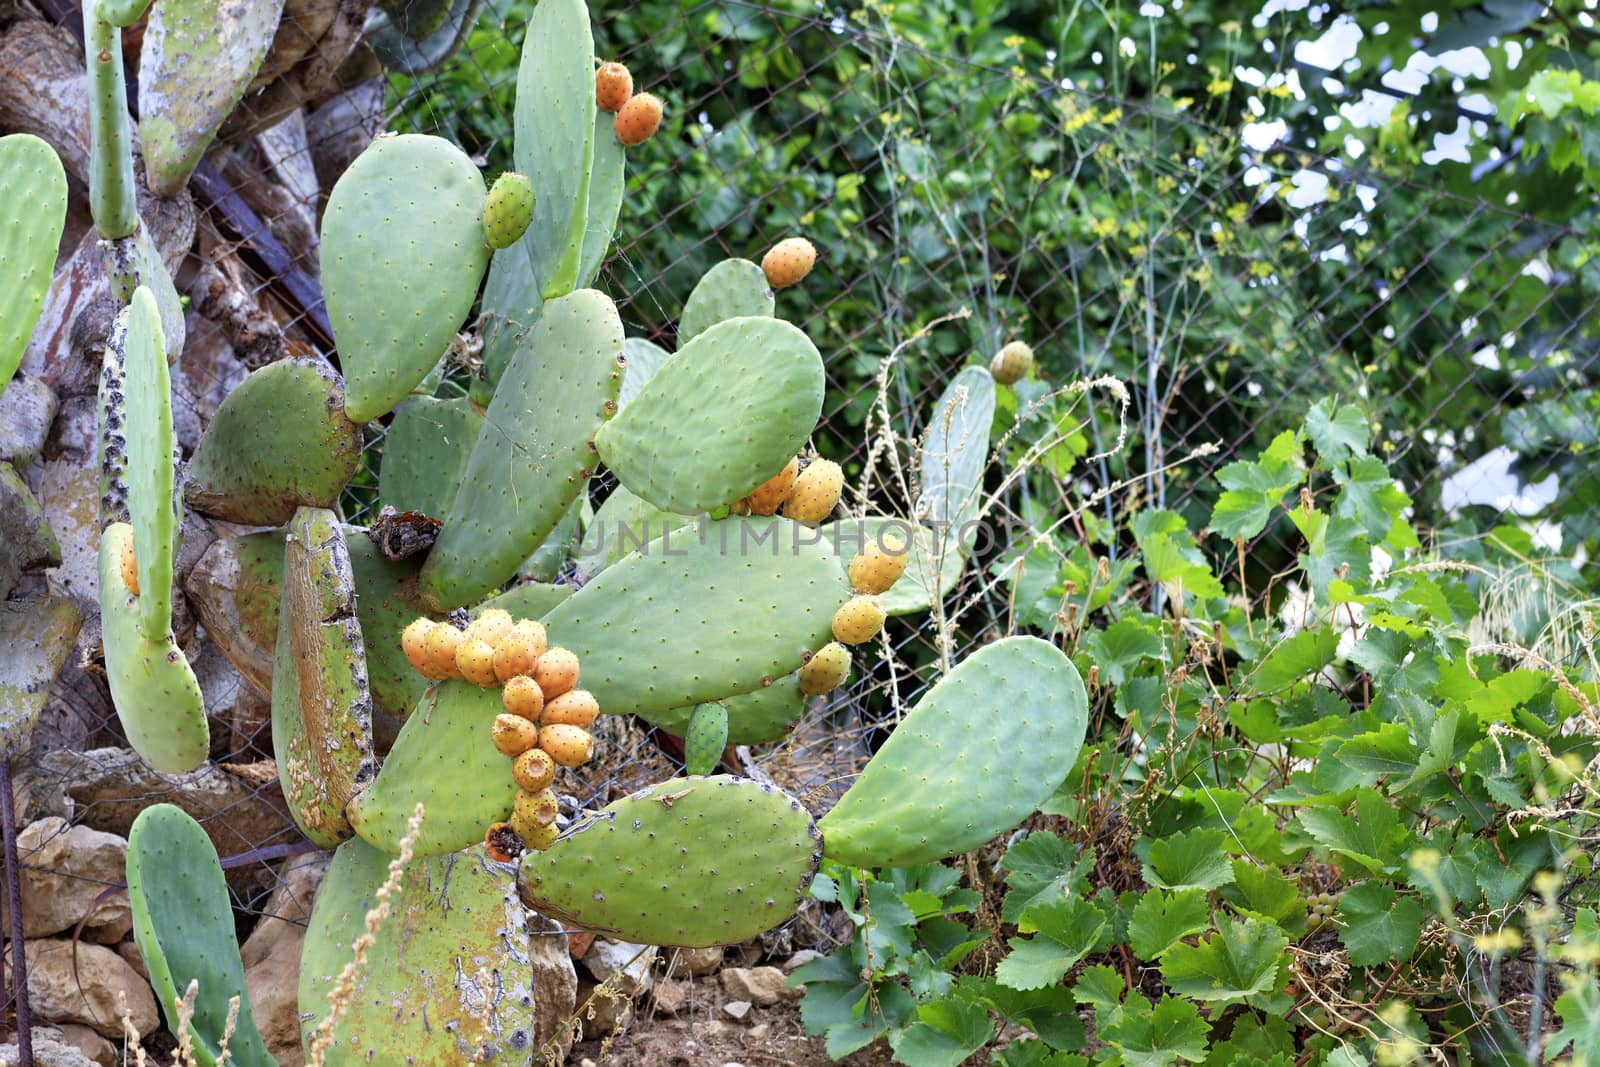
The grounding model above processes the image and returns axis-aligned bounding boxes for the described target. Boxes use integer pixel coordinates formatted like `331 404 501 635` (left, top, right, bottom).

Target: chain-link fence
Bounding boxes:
9 0 1600 1053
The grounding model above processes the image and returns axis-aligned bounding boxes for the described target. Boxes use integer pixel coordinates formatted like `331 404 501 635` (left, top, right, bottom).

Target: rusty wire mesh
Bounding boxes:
12 0 1600 1020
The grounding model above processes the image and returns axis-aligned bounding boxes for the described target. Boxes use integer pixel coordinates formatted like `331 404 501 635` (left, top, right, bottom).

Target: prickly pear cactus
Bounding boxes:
617 336 670 409
123 287 175 642
578 110 626 285
818 636 1088 868
824 517 964 616
126 805 276 1067
679 258 775 343
684 702 728 775
594 317 824 513
646 676 805 746
300 838 539 1065
322 135 490 423
0 134 67 391
376 395 484 519
517 776 822 946
917 364 996 548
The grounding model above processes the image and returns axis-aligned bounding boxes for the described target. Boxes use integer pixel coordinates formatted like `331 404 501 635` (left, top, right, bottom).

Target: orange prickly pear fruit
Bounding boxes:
761 237 816 289
494 620 548 683
832 596 886 645
534 647 580 700
423 624 465 680
518 818 560 851
744 456 799 516
542 689 599 729
512 747 557 792
595 61 633 113
491 713 540 756
781 458 843 525
455 637 499 687
503 675 546 720
614 92 663 146
401 618 450 679
514 787 560 829
798 641 850 696
848 529 910 594
539 723 594 767
464 608 514 646
484 822 525 863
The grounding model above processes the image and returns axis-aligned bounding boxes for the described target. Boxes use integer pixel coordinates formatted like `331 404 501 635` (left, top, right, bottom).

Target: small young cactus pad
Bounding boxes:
683 702 728 775
322 134 490 423
594 317 823 514
517 776 822 946
642 675 806 746
126 805 275 1067
678 258 775 343
916 365 995 550
0 134 68 393
122 287 176 642
817 636 1088 868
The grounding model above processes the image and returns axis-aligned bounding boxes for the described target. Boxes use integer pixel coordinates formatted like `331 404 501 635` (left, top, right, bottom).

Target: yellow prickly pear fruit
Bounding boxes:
761 237 816 289
848 529 910 594
781 459 843 526
401 618 445 679
614 92 663 147
491 713 540 756
595 61 633 113
512 747 557 792
744 456 799 516
513 787 560 829
798 642 851 696
832 596 886 645
539 723 594 767
990 340 1034 386
464 608 515 646
120 536 139 595
534 647 580 700
502 675 545 720
493 620 548 683
484 822 524 863
483 172 535 250
518 818 560 852
542 689 599 729
455 638 499 687
423 624 465 680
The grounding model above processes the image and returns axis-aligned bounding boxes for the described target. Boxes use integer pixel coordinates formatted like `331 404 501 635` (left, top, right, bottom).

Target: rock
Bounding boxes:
720 966 791 1007
783 949 822 972
722 1000 751 1020
674 944 724 977
650 978 691 1016
0 595 83 761
0 1028 98 1067
3 817 132 942
240 853 328 1067
747 1023 770 1041
0 375 58 465
53 1025 116 1067
566 929 596 960
0 462 61 599
528 911 579 1057
8 938 159 1038
582 938 656 998
117 940 147 980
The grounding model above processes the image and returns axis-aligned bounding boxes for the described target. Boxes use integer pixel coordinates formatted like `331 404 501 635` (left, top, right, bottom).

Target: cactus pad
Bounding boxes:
618 337 670 410
183 530 285 695
419 289 623 610
99 523 208 774
540 515 848 714
345 680 517 858
916 365 995 549
578 109 626 285
346 535 434 727
124 287 175 642
683 703 728 775
477 238 542 390
0 596 83 759
377 396 485 519
475 579 573 620
300 839 538 1065
512 0 593 298
0 134 67 392
137 0 284 195
271 508 376 848
184 358 362 525
573 483 691 577
322 134 489 423
594 317 823 514
678 259 774 343
126 805 275 1067
818 636 1087 868
517 776 821 947
644 673 806 745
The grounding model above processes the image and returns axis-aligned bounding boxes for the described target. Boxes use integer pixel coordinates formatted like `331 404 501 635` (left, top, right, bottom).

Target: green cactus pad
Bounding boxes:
917 365 995 551
0 134 67 392
369 0 483 75
683 703 728 775
300 839 538 1065
573 483 692 577
346 535 434 728
137 0 283 195
103 225 187 362
323 134 489 423
477 239 542 390
643 675 805 746
184 358 362 525
618 337 670 410
517 776 821 947
377 396 484 519
98 0 154 26
476 579 573 620
83 5 137 239
99 523 208 774
678 259 774 343
0 596 83 760
271 509 376 849
126 805 275 1067
345 680 517 858
419 289 623 610
594 317 823 514
539 515 848 715
183 530 285 695
124 287 175 642
578 109 625 286
818 636 1087 868
822 516 965 616
512 0 593 299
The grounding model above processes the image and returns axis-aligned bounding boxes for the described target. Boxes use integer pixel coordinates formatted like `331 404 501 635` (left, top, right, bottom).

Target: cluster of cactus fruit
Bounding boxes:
0 0 1091 1062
